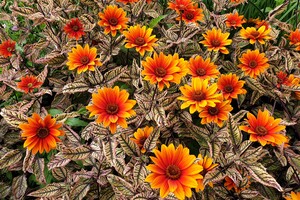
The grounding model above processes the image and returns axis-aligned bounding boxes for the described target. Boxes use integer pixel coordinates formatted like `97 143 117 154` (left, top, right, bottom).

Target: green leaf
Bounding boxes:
48 108 63 116
149 15 168 28
65 118 88 127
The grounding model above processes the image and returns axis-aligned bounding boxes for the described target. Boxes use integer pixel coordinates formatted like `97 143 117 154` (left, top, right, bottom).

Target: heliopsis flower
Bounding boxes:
66 44 102 74
172 53 189 83
116 0 138 4
86 86 136 133
239 109 287 146
63 18 85 40
130 126 153 153
199 98 233 127
145 144 203 200
240 26 271 44
289 29 300 51
255 19 270 30
17 75 43 93
200 28 232 54
188 56 220 79
168 0 195 13
196 154 218 191
0 40 16 58
123 25 158 56
238 49 269 78
178 77 222 114
276 71 297 88
98 5 128 37
224 176 250 193
19 113 64 154
285 191 300 200
181 6 204 24
225 12 245 29
141 52 183 91
217 73 247 100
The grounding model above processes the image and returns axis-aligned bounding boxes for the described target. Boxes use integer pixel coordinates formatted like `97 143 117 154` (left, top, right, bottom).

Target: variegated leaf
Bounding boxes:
0 149 23 169
12 175 27 200
28 183 68 197
69 179 91 200
118 133 140 157
107 174 135 198
143 127 160 153
62 145 92 160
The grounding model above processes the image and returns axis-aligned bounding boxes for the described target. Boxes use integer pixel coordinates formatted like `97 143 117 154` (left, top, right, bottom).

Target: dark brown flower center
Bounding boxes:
224 85 234 93
192 91 206 101
72 25 79 31
248 60 257 68
166 164 181 180
196 68 206 76
80 56 90 65
186 13 194 20
208 106 219 116
7 47 13 52
211 39 221 47
106 104 119 114
27 83 33 88
139 136 147 146
109 17 119 26
37 128 49 139
178 5 185 12
135 37 145 46
230 20 237 25
155 67 167 77
251 31 260 38
255 126 268 136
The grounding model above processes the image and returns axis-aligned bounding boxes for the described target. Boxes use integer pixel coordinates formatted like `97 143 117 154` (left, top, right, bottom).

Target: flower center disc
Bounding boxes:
80 56 90 65
230 20 237 25
109 17 119 26
135 37 145 46
211 39 221 47
166 164 181 180
255 126 268 136
139 136 147 146
37 128 49 139
186 13 194 20
106 104 119 114
224 85 234 93
248 60 257 68
208 106 219 116
7 47 13 52
27 83 33 88
192 91 206 101
196 68 206 76
251 31 260 38
155 67 167 77
72 25 79 31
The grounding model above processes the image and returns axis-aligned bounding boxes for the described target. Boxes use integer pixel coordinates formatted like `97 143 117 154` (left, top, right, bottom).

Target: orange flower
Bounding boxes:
86 86 136 134
230 0 247 5
168 0 195 13
123 25 158 56
181 6 204 24
130 126 153 153
239 109 287 146
289 29 300 51
276 71 297 88
240 26 271 44
19 113 64 154
238 49 269 78
224 176 250 193
255 19 270 30
188 56 220 79
141 52 186 91
200 28 232 54
196 154 218 192
285 191 300 200
0 40 16 58
199 98 233 127
225 12 245 29
178 77 222 114
217 73 247 100
116 0 138 4
66 44 102 74
17 75 43 93
63 18 85 40
98 5 128 37
145 144 203 199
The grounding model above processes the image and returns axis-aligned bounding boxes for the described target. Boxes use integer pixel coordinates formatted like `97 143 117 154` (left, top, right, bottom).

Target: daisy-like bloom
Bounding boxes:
238 49 269 78
141 52 183 91
240 26 271 44
200 28 232 54
188 56 219 79
17 75 43 93
145 144 203 200
225 12 245 29
255 19 270 30
178 77 222 114
224 176 250 193
168 0 195 13
276 71 297 88
217 73 247 100
285 191 300 200
0 40 16 58
196 154 218 192
123 25 158 56
239 109 288 146
63 18 85 40
116 0 138 4
86 86 136 134
98 5 128 37
172 53 189 83
289 29 300 51
66 44 102 74
130 126 153 153
180 6 204 24
19 113 64 154
199 98 233 127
